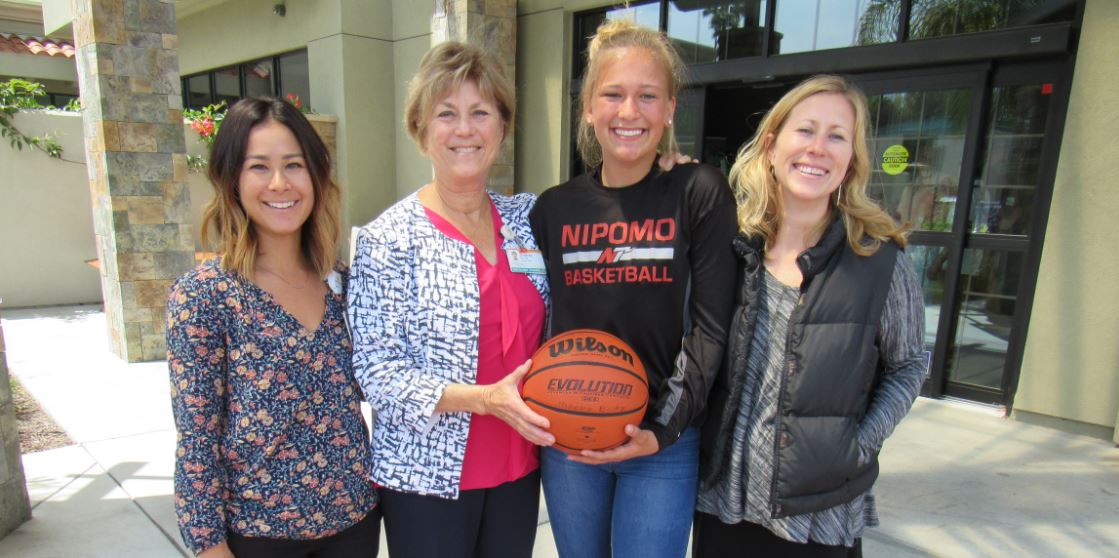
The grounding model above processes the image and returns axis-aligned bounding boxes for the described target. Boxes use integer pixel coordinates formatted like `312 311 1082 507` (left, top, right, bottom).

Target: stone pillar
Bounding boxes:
0 308 32 538
431 0 517 194
71 0 195 362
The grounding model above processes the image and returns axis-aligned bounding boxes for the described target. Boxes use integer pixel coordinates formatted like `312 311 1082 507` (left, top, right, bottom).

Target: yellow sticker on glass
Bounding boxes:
882 144 909 176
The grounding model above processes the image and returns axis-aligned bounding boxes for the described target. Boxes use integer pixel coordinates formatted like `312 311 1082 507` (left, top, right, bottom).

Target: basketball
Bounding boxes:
522 329 648 454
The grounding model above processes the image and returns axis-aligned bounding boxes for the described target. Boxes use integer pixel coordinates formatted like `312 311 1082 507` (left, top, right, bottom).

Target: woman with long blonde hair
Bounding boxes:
695 75 926 557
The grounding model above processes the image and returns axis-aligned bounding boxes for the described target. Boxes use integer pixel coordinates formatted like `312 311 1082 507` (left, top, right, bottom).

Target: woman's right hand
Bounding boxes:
481 360 555 447
198 542 234 558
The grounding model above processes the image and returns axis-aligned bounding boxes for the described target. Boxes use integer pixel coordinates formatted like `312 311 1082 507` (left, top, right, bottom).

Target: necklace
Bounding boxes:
256 265 312 289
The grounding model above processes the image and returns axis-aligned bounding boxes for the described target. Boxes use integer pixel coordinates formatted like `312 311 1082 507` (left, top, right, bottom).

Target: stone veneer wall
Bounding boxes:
71 0 196 361
432 0 516 194
0 309 32 538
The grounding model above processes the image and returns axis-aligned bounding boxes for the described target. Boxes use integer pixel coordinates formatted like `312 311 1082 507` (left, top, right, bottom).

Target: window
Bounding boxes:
182 50 310 109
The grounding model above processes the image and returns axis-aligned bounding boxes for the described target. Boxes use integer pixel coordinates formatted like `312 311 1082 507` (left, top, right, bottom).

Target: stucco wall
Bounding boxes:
516 4 570 194
0 111 100 308
1015 0 1119 439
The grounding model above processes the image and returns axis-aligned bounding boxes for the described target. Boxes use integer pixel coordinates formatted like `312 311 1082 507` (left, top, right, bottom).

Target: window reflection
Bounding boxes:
243 59 274 98
946 247 1023 390
775 0 896 54
969 84 1051 235
909 0 1075 40
279 51 311 107
667 0 767 62
907 244 945 352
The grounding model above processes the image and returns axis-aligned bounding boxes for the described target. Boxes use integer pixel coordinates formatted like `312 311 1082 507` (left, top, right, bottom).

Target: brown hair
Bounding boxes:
201 96 341 278
403 41 515 151
729 75 907 255
576 18 686 168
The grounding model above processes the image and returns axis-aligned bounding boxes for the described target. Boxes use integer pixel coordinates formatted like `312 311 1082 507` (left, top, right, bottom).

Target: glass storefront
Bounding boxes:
570 0 1081 406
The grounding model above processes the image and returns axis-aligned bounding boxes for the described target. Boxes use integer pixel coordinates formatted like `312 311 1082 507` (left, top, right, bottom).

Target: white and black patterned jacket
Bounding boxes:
348 190 548 499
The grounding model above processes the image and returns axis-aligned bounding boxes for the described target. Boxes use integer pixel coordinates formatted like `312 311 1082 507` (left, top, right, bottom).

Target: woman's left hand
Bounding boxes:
567 424 659 465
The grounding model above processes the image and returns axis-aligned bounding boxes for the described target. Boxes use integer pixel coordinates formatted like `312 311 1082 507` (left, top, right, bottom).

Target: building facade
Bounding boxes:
1 0 1114 438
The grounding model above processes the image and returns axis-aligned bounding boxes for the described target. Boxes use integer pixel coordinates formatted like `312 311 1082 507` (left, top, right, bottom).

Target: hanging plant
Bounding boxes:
0 78 65 159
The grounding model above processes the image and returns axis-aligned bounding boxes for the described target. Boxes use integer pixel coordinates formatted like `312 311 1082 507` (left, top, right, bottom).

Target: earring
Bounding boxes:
667 119 673 126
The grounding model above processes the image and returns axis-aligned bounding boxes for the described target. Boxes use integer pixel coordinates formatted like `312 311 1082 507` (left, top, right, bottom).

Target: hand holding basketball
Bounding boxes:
566 424 660 465
481 359 555 447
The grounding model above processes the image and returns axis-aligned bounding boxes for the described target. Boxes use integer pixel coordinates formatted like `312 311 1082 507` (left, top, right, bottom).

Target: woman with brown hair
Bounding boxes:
167 97 378 558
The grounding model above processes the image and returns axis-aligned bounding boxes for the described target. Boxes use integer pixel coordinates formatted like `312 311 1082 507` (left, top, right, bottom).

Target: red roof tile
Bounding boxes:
0 33 75 59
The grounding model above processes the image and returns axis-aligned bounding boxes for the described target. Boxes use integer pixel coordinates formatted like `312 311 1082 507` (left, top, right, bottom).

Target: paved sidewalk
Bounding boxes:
1 305 1117 557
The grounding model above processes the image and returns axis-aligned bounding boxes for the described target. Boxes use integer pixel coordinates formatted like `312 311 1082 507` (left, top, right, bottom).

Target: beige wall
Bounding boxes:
516 5 570 194
0 111 99 308
1015 0 1119 440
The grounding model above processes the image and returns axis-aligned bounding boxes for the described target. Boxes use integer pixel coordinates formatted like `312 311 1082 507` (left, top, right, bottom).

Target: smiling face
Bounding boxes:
424 80 504 190
238 120 313 244
585 46 676 179
767 92 856 209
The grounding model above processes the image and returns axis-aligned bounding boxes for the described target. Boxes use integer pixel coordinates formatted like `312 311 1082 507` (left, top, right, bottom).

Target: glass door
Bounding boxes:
859 69 986 400
859 64 1062 405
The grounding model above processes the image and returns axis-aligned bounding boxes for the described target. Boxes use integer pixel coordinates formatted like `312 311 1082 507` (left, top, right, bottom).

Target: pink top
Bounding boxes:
425 202 546 490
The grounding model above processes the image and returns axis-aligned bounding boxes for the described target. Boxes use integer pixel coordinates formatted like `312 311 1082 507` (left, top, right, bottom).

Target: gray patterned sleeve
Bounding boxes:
857 250 927 459
348 225 448 434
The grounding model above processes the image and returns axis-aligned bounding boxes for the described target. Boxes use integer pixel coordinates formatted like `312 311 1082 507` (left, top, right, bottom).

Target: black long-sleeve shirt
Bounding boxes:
530 163 738 450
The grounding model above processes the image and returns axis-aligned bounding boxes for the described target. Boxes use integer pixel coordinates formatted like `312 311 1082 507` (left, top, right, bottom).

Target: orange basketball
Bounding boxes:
522 329 648 454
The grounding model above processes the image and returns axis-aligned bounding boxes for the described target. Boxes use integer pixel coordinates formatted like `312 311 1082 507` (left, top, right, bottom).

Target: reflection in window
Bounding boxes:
969 84 1051 236
909 0 1075 40
668 0 767 63
907 244 946 352
866 88 970 232
775 0 896 54
279 51 311 107
186 74 211 109
214 66 240 106
243 59 274 98
946 247 1024 391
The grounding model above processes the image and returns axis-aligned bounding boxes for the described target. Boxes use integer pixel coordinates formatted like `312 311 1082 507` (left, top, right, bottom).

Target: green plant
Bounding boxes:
183 94 314 171
0 78 63 158
183 101 226 171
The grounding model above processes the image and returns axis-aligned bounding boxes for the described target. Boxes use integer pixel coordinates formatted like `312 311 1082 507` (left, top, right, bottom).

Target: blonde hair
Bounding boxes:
576 18 686 168
201 97 341 279
728 75 907 255
404 41 515 151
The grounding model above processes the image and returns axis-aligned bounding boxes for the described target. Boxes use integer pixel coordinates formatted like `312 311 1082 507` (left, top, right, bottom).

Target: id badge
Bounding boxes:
506 248 547 274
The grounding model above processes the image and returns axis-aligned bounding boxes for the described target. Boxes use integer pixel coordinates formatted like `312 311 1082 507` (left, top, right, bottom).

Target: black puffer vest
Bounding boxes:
699 217 898 518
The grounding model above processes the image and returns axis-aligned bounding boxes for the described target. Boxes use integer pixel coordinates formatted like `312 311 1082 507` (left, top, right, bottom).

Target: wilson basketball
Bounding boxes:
522 329 648 454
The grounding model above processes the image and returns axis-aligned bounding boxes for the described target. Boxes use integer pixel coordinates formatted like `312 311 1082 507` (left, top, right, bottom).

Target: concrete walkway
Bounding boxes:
1 305 1116 557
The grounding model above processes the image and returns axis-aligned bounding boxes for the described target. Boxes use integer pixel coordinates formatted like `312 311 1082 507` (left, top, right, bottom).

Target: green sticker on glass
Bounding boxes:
882 144 909 175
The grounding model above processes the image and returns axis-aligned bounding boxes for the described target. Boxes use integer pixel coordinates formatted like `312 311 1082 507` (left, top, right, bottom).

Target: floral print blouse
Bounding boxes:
167 260 376 555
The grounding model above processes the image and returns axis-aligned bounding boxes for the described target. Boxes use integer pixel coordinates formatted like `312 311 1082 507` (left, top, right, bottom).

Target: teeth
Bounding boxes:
614 128 643 137
452 147 480 153
796 164 826 176
266 201 295 209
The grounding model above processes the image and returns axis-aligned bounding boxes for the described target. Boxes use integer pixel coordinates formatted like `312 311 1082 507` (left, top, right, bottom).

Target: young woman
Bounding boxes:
694 75 927 557
167 97 378 558
529 19 737 558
